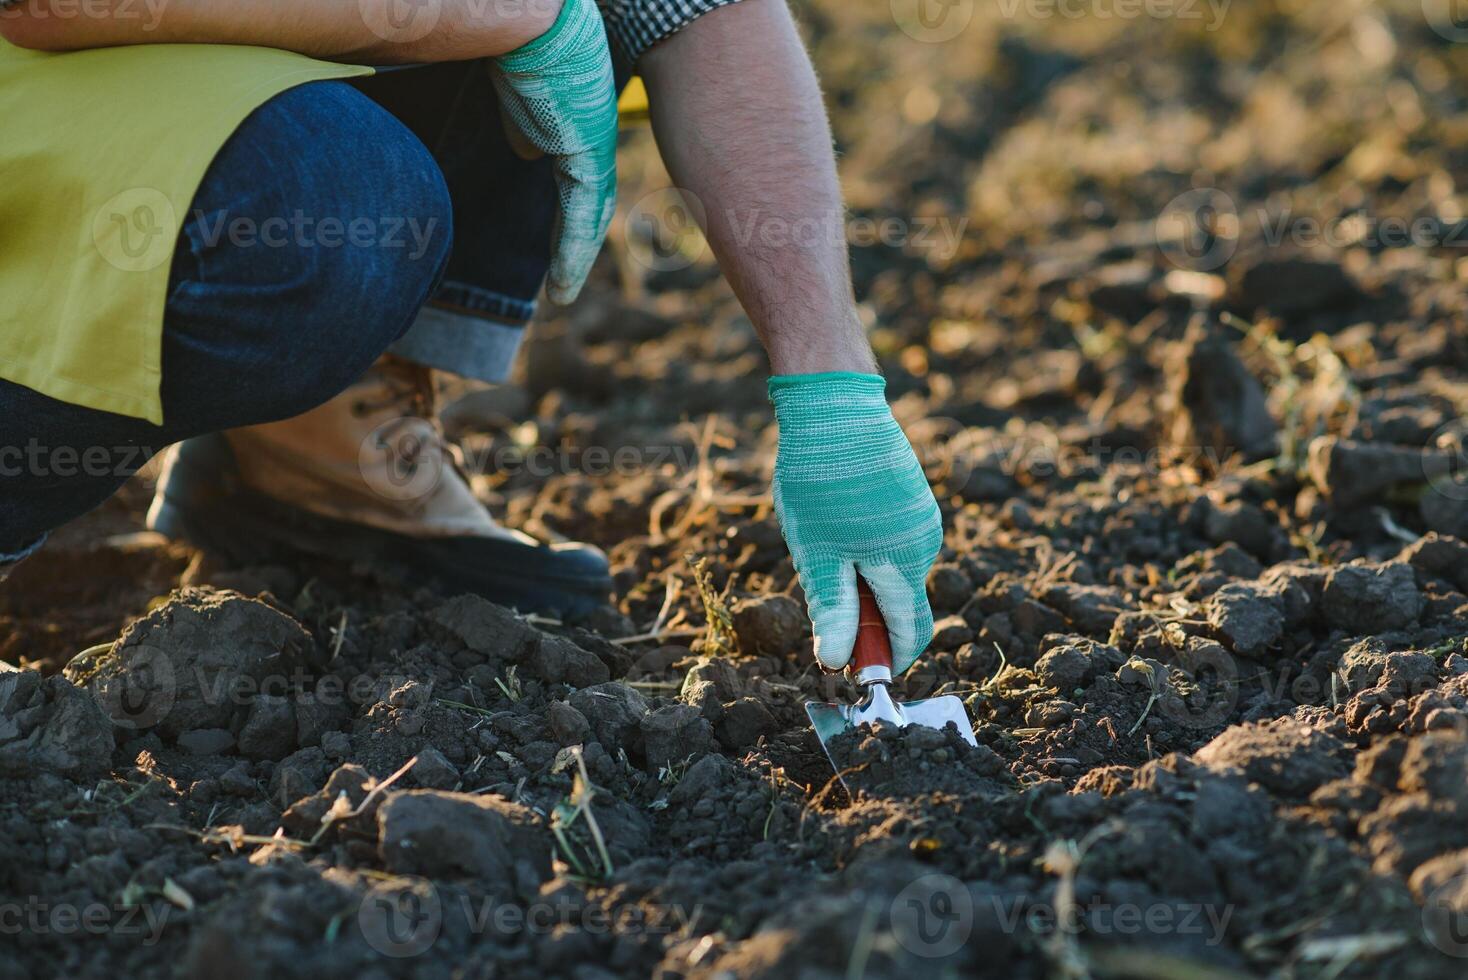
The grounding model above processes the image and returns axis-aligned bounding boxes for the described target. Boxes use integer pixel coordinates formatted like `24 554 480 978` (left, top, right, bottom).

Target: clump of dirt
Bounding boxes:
823 720 1011 798
0 665 114 778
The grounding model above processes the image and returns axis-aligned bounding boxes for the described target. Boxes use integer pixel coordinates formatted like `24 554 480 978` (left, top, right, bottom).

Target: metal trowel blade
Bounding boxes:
805 578 978 787
806 691 978 787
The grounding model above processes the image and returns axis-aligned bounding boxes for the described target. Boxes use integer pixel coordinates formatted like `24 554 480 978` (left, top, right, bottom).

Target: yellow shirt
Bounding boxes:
0 41 370 423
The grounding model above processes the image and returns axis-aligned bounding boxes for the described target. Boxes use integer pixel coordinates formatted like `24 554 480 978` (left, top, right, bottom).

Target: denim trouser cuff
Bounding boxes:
0 532 46 580
387 284 532 384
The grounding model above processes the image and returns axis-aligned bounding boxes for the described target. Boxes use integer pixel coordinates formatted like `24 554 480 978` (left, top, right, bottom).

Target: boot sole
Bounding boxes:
149 445 612 617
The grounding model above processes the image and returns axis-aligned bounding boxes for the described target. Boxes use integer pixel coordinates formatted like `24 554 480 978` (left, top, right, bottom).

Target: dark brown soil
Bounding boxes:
6 2 1468 977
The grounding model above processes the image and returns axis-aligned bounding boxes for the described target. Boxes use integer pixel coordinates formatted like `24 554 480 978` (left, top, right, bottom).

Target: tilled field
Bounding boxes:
5 2 1468 977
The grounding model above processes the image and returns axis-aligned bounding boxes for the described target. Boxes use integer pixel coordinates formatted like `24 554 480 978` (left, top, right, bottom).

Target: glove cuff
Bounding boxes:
768 371 884 413
497 0 587 69
767 371 884 396
768 372 888 430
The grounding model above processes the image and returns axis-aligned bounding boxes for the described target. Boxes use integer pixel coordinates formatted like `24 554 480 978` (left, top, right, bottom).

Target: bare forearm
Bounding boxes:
638 0 874 376
0 0 557 62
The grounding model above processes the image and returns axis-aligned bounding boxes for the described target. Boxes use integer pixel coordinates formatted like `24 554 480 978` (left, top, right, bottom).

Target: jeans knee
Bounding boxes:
261 82 454 353
281 148 453 406
164 81 454 429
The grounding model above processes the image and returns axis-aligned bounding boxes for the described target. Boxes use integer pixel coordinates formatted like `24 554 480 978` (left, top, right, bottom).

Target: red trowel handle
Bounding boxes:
850 578 894 679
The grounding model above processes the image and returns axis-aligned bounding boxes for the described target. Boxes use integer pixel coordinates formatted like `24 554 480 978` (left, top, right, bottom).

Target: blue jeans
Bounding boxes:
354 61 560 378
1 78 532 557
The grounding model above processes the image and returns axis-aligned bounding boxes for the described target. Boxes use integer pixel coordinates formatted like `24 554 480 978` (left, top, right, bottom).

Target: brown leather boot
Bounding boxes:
147 358 611 615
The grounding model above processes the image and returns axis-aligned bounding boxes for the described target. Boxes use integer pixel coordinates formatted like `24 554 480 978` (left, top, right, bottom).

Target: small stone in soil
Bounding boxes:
1321 560 1424 634
641 703 717 772
411 745 460 789
0 672 114 778
731 594 806 656
377 789 552 884
568 682 651 750
1206 581 1285 657
177 728 235 756
716 696 779 751
238 694 297 761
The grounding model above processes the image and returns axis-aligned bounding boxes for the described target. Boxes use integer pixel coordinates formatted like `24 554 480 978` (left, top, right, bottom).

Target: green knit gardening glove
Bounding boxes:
489 0 618 305
769 373 944 674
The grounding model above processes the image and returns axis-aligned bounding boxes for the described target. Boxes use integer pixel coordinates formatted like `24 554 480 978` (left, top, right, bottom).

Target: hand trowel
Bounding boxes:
805 578 978 783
